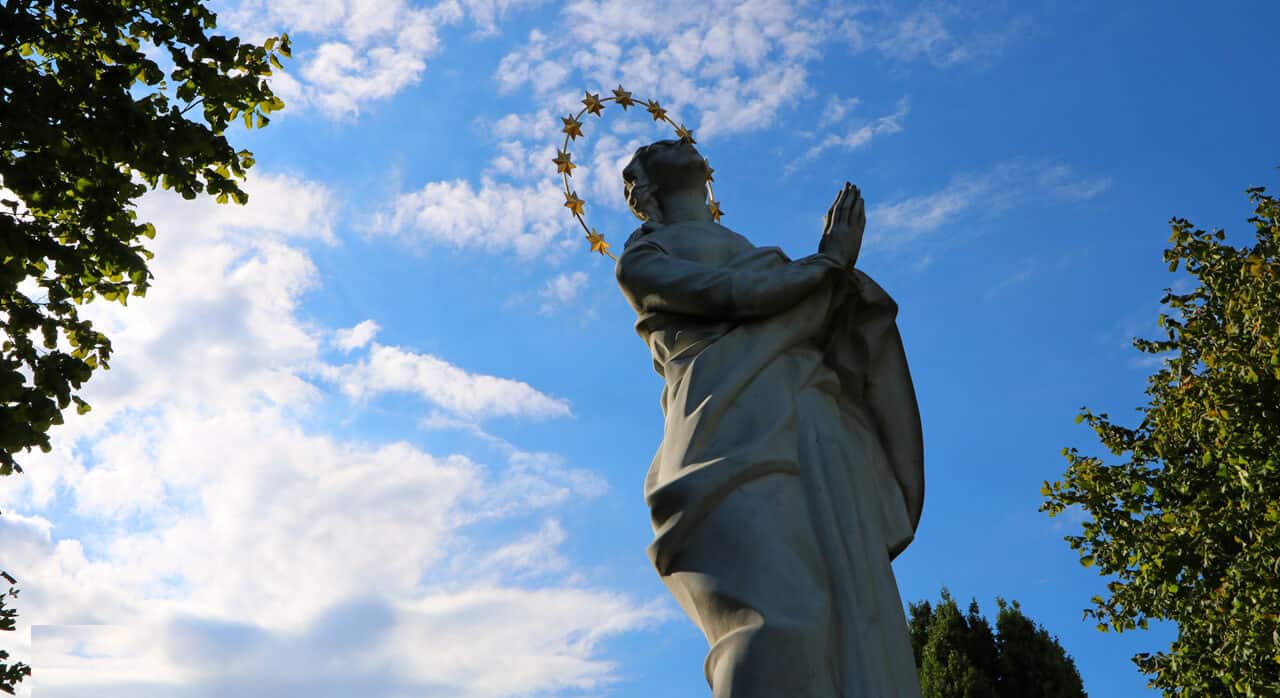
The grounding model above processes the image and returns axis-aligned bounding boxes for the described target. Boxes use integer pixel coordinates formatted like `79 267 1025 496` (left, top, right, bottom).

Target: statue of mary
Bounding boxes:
614 139 926 697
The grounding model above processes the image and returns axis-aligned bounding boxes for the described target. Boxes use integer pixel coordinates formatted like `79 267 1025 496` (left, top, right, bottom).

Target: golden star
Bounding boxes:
645 99 668 122
705 162 715 182
553 149 576 175
674 123 695 144
564 190 586 217
587 229 611 256
582 91 605 116
612 85 635 109
561 114 584 140
708 199 724 222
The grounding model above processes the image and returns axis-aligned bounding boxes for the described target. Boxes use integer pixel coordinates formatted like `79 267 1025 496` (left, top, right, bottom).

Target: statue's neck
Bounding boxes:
657 188 712 224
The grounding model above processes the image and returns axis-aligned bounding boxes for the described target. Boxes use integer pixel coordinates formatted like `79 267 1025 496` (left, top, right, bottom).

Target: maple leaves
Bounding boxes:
553 85 722 261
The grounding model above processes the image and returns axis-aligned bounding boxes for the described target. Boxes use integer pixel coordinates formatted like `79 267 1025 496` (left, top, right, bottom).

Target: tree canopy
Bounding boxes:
909 589 1086 698
0 0 290 475
1042 184 1280 695
1 1 291 691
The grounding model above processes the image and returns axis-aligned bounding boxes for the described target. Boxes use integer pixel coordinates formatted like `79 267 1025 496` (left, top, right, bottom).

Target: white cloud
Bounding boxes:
383 1 1030 268
333 319 382 351
1 171 654 697
374 177 574 259
381 0 854 264
460 0 548 35
224 0 462 119
495 0 829 138
332 342 573 419
867 159 1111 250
537 271 588 314
225 0 555 119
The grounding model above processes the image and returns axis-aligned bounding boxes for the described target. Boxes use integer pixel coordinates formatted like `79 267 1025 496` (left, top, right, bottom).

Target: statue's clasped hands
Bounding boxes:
819 182 866 268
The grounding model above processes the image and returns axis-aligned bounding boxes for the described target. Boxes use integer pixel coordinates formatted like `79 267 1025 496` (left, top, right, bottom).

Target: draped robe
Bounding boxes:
615 220 925 698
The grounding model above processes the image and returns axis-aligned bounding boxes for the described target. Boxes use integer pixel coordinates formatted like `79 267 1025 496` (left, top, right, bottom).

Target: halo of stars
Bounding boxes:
555 86 721 260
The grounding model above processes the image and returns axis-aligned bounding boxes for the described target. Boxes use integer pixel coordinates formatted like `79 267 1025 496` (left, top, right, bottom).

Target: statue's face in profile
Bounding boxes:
642 139 708 193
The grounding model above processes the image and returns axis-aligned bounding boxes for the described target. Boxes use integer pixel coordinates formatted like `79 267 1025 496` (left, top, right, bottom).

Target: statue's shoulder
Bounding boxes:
622 221 665 252
625 220 749 250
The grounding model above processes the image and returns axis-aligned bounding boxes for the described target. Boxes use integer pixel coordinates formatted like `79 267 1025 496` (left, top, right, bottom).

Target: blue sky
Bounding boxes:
3 1 1279 696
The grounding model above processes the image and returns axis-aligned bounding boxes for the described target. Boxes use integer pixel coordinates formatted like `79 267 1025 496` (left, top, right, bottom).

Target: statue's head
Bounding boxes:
622 139 710 224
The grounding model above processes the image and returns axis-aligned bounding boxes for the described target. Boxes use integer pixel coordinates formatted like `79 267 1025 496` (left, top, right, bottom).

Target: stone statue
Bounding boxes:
614 139 926 697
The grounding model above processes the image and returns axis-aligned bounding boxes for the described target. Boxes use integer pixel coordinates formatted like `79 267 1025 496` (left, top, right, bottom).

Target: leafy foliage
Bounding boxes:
1041 185 1280 695
0 0 291 476
0 2 292 690
909 589 1086 698
0 573 29 695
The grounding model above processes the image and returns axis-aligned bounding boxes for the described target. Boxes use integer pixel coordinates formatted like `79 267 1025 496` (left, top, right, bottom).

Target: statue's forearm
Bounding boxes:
617 243 842 319
731 254 843 318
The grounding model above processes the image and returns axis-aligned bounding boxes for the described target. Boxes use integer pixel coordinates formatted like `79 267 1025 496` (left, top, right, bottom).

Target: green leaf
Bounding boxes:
1043 185 1280 693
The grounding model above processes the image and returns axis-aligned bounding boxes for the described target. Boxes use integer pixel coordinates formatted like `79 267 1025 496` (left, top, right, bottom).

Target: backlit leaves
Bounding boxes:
0 0 291 477
1 9 289 687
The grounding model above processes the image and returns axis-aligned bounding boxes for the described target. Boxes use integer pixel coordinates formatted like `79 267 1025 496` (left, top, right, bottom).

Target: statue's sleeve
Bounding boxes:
834 270 925 546
616 238 842 319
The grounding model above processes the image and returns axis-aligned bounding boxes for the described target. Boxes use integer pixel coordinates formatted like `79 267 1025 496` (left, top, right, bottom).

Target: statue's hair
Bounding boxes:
621 143 665 224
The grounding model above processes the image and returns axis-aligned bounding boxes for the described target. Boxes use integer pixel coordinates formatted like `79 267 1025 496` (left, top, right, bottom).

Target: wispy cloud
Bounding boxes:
538 271 589 314
787 97 910 175
983 263 1036 301
860 3 1031 69
817 94 861 129
867 159 1112 250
